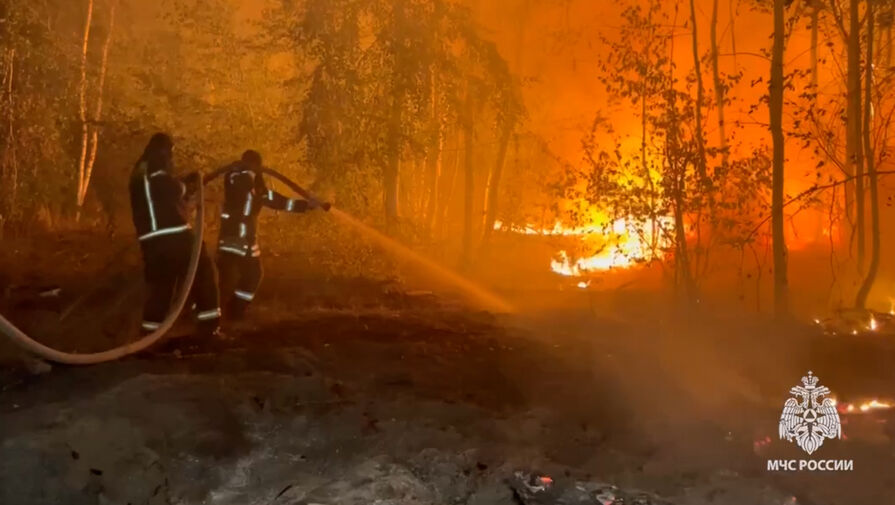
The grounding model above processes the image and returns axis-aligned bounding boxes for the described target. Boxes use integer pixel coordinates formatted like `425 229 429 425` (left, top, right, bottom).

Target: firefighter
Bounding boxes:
217 150 330 319
129 133 224 338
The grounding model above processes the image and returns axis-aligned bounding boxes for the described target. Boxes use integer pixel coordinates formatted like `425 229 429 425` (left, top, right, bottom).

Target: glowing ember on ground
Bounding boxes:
577 280 590 289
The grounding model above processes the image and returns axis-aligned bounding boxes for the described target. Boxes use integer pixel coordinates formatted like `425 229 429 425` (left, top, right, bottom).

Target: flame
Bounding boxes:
493 219 616 237
495 216 668 275
858 400 892 412
835 398 893 414
552 249 636 275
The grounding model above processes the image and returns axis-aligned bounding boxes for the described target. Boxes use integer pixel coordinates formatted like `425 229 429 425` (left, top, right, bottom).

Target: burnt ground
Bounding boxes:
1 231 894 505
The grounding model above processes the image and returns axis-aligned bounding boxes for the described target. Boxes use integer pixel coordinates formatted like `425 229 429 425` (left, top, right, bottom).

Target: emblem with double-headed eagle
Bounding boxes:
779 371 841 455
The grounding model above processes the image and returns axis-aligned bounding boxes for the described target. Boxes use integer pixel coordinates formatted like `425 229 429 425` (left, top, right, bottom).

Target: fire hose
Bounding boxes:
0 166 322 366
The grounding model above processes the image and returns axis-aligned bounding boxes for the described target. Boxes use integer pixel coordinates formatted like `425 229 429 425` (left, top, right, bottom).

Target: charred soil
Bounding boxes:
1 232 894 505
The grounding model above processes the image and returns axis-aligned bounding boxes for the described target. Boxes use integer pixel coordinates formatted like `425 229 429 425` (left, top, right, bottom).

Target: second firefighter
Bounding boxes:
217 150 330 319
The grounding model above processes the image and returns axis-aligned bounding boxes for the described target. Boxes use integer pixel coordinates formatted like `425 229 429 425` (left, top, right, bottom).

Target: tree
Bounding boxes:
583 0 765 300
480 43 524 251
79 0 117 215
770 0 789 317
710 0 730 167
855 0 884 308
688 0 709 184
76 0 95 216
846 0 865 272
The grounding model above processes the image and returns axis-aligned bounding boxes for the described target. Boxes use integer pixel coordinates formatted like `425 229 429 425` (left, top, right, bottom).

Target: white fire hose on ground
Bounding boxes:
0 167 322 366
0 172 207 365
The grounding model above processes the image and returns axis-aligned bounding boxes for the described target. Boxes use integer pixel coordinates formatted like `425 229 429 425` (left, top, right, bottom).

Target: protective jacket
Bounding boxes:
218 161 309 257
129 160 193 241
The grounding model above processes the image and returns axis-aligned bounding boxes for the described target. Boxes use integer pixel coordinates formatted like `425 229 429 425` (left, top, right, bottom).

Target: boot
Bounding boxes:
197 318 229 340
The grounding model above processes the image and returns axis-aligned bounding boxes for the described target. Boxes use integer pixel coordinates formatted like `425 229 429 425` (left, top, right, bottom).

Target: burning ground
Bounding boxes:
2 232 895 505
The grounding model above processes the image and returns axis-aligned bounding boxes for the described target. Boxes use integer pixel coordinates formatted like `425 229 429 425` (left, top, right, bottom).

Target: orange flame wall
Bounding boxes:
468 0 843 244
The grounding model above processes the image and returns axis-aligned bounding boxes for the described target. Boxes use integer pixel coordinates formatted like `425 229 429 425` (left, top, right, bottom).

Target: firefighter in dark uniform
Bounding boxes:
129 133 223 337
217 150 330 319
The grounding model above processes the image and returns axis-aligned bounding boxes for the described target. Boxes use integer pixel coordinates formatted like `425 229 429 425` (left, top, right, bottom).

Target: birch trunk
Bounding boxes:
82 1 116 207
76 0 94 214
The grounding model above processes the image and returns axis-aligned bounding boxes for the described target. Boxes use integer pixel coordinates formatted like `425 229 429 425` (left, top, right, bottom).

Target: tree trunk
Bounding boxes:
642 92 658 256
688 0 708 183
461 91 475 269
480 121 512 248
3 50 16 220
383 0 406 231
437 130 459 240
425 72 443 233
709 0 729 170
384 86 403 230
76 0 94 214
888 12 893 68
856 1 878 309
847 0 864 272
729 0 738 69
82 0 116 208
770 0 788 318
810 1 819 91
672 171 695 301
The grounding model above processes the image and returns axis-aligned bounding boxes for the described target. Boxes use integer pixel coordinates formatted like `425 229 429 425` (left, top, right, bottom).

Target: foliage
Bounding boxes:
582 0 771 293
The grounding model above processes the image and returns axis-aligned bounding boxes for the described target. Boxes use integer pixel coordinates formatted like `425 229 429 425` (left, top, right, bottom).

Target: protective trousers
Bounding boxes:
140 231 221 335
217 251 263 319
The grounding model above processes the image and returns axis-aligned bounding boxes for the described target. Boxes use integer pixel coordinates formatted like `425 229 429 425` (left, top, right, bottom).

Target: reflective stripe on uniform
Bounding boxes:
219 246 247 256
267 189 274 200
221 213 230 219
139 224 190 241
244 193 253 216
143 174 157 231
239 223 246 237
234 290 255 301
286 199 294 212
197 308 222 321
142 321 161 331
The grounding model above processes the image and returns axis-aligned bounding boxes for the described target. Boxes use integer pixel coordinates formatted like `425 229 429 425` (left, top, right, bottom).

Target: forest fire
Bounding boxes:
495 217 667 275
3 0 895 503
834 398 894 415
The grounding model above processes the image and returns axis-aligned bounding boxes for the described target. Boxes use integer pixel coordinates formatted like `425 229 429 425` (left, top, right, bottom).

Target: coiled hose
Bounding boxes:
0 167 316 365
